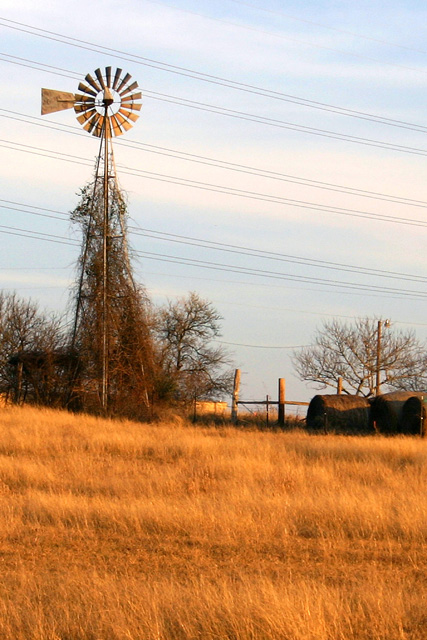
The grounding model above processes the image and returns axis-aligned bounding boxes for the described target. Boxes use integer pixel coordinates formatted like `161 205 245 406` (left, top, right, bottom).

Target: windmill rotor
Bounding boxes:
41 66 142 137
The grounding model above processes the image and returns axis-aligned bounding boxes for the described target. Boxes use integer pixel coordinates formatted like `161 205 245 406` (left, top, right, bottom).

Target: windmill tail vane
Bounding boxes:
41 66 142 137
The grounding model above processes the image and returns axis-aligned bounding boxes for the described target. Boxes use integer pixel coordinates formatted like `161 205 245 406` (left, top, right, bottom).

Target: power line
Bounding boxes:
3 257 426 328
139 277 427 328
128 226 427 284
5 52 427 157
4 108 427 211
2 25 427 134
142 90 427 155
0 285 68 290
0 52 81 80
0 140 93 167
217 340 310 349
1 197 426 284
0 202 71 223
0 224 77 246
0 266 68 271
3 53 427 154
0 221 425 300
2 139 427 229
134 249 427 299
0 26 424 336
207 297 427 327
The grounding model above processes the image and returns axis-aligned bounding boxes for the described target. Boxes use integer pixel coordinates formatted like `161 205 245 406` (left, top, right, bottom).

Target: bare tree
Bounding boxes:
0 292 65 403
156 292 234 403
293 317 427 397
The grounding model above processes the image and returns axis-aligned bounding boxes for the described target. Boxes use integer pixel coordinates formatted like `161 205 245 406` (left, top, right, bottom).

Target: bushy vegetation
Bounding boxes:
0 405 426 639
0 288 233 418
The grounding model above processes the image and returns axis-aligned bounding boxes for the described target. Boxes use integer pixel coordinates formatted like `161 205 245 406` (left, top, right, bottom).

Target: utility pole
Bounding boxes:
278 378 285 427
231 369 240 424
376 319 390 396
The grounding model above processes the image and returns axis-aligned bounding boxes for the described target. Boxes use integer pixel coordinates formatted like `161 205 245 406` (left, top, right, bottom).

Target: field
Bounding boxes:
0 405 426 639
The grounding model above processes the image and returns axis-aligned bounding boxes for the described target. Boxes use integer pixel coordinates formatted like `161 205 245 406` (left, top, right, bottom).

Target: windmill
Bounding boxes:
41 67 142 136
41 67 149 413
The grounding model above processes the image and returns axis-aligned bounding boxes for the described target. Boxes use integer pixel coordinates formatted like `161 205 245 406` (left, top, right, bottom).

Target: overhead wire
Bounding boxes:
1 25 427 133
141 90 427 155
1 198 426 284
3 107 427 212
1 21 426 343
128 225 427 284
2 138 427 229
0 219 425 300
132 249 427 299
0 224 77 246
2 253 427 330
217 340 309 349
205 297 427 327
0 228 426 329
4 53 427 157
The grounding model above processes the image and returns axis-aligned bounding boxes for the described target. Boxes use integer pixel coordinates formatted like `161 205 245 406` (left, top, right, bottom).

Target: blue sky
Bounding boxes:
1 0 427 405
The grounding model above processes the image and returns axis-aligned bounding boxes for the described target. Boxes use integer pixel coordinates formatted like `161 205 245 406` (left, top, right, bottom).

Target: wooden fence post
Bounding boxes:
278 378 285 427
231 369 240 424
337 377 343 395
16 360 23 404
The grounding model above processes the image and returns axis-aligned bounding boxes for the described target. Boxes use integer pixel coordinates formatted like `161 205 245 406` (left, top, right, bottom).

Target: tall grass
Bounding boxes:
0 405 426 639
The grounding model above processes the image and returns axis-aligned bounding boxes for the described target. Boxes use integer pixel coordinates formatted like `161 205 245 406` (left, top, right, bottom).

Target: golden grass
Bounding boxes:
0 405 426 639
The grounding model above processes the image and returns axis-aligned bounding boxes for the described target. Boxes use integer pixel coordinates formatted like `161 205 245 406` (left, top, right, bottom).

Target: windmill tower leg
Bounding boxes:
101 106 110 411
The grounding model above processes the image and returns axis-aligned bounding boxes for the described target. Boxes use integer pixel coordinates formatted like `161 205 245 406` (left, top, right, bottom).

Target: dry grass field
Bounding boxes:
0 405 426 639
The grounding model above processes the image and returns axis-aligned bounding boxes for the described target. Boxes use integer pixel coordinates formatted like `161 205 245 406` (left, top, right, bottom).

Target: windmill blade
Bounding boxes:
74 104 89 114
121 92 142 103
74 96 96 114
74 93 95 105
112 68 122 90
120 100 142 112
41 88 76 115
116 73 132 93
119 119 133 132
110 114 124 137
78 82 97 98
113 111 126 124
114 111 133 131
119 81 139 97
105 67 112 87
94 68 106 90
93 116 106 138
76 108 97 125
83 112 102 134
74 92 95 102
74 102 96 114
85 74 102 93
119 107 140 123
